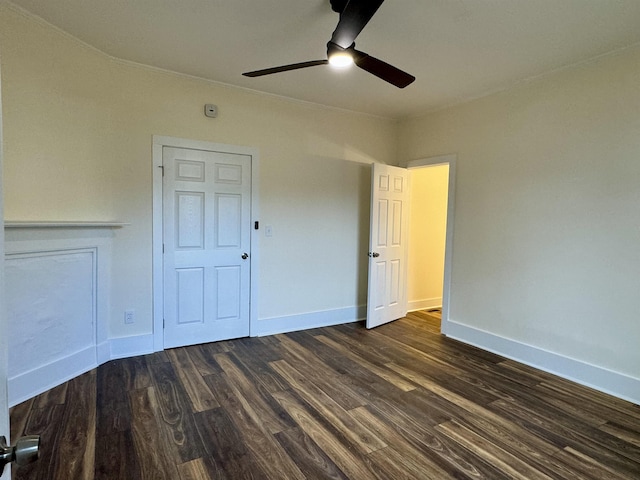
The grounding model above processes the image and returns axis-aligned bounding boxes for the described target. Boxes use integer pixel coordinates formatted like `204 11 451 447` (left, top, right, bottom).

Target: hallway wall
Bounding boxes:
407 164 449 311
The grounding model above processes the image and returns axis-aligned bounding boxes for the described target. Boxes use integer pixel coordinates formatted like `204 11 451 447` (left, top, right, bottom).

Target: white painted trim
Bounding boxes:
406 154 457 336
447 320 640 405
5 221 128 228
4 232 113 350
96 341 111 365
8 346 96 407
152 135 260 351
408 298 442 312
255 306 366 337
109 334 155 360
8 334 156 407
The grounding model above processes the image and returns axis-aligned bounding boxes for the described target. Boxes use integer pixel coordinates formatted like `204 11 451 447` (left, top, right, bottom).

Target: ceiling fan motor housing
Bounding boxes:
330 0 349 14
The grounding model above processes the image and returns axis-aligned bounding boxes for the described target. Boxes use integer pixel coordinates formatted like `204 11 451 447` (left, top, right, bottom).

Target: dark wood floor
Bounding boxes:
10 311 640 479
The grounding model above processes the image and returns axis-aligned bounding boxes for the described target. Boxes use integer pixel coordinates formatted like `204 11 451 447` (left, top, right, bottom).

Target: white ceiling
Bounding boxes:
9 0 640 119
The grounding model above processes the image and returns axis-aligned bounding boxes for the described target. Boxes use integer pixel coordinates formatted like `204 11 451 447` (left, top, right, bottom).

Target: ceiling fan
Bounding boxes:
242 0 415 88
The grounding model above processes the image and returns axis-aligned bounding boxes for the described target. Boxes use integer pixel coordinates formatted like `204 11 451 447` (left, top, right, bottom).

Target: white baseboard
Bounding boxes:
444 319 640 405
8 334 155 407
254 305 366 337
109 334 155 360
408 297 442 312
97 341 111 365
8 346 97 407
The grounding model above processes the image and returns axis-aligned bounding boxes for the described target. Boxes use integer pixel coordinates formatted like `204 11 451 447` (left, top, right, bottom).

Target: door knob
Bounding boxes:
241 253 249 260
368 252 380 258
1 435 40 473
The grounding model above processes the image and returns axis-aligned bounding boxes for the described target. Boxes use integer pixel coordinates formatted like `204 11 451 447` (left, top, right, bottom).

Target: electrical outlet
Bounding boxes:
124 310 135 324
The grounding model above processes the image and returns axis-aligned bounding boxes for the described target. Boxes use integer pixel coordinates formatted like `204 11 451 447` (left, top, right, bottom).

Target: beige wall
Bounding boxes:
3 2 639 400
0 4 398 338
399 44 640 382
407 164 448 310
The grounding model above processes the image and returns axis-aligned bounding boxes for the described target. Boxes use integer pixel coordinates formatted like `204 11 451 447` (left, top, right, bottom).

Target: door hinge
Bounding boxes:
159 165 164 176
162 243 165 254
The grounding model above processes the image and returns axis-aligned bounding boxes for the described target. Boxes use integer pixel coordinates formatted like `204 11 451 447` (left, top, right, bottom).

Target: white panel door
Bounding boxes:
366 164 410 329
163 147 251 348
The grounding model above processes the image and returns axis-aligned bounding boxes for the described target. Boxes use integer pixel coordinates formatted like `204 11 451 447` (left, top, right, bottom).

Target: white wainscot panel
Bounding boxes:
6 248 98 405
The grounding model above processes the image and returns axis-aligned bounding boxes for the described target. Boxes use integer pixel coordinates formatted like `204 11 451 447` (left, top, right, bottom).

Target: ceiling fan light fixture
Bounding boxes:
328 51 354 68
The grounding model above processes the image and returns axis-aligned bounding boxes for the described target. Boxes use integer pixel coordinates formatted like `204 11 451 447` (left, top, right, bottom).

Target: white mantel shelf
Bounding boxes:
4 221 129 229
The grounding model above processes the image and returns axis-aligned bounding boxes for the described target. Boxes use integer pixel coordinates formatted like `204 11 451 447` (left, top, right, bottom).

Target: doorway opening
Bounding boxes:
406 154 456 335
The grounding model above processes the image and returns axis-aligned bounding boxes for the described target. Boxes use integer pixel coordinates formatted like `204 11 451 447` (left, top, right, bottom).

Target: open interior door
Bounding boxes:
366 163 410 329
0 67 39 479
0 66 10 479
0 189 10 480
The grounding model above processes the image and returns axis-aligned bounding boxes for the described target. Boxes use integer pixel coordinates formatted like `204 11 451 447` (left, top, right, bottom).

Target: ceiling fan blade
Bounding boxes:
352 49 415 88
243 60 328 77
330 0 385 49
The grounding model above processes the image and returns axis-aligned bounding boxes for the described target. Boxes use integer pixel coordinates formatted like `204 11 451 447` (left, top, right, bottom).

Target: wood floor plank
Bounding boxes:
228 339 292 393
166 348 219 412
436 420 554 480
129 387 180 480
9 312 640 479
120 355 152 391
599 421 640 448
213 352 296 434
277 332 415 402
94 431 142 480
269 359 387 454
50 371 96 480
274 427 349 480
314 334 418 392
13 405 65 480
144 350 171 364
147 361 205 464
32 382 68 409
204 371 305 480
272 335 369 410
553 446 632 480
194 407 266 479
177 458 213 480
96 360 133 435
349 405 454 479
9 396 33 440
386 360 562 461
490 398 640 477
536 381 640 426
359 394 509 479
184 345 224 377
272 389 379 480
365 446 450 480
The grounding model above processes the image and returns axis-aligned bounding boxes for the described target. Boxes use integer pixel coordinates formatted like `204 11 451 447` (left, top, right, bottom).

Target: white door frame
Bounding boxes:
152 136 260 352
0 61 10 480
406 154 456 336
